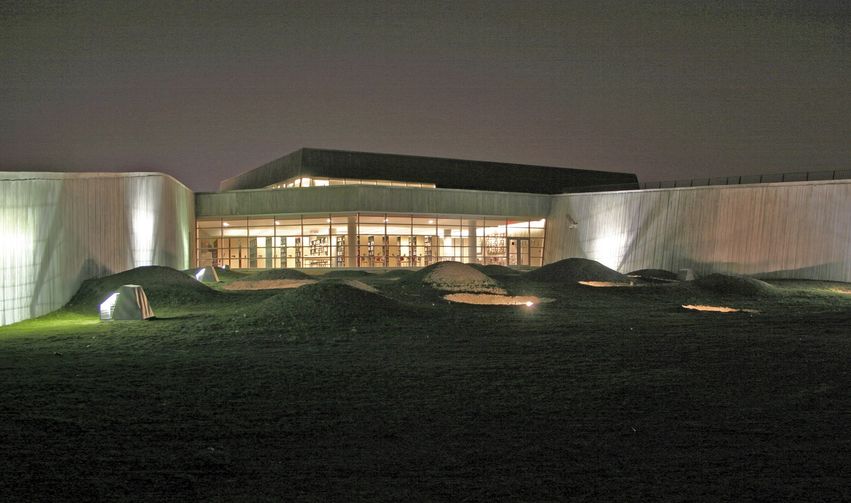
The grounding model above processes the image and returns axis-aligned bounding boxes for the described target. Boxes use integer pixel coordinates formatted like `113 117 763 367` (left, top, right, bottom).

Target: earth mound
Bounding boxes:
381 269 415 278
214 267 249 282
67 266 217 312
470 264 521 277
403 261 505 294
525 258 627 284
333 279 379 293
694 274 776 296
628 268 679 282
222 279 316 291
321 270 373 278
235 268 312 281
252 282 415 325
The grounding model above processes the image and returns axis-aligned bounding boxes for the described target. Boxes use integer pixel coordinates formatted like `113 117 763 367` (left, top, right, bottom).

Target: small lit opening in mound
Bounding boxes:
443 294 555 306
682 304 759 313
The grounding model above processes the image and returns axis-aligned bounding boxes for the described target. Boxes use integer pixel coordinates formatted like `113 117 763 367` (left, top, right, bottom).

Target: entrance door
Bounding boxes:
508 238 530 266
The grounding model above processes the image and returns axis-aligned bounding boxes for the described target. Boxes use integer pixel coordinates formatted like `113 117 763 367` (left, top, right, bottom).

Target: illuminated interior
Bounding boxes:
267 176 436 189
196 214 545 269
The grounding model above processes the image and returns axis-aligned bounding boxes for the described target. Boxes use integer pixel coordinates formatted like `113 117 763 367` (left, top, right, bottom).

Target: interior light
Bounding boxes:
223 222 230 227
525 301 534 307
194 269 205 281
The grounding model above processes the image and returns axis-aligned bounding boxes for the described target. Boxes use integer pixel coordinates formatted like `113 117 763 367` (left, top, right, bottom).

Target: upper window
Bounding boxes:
267 176 436 189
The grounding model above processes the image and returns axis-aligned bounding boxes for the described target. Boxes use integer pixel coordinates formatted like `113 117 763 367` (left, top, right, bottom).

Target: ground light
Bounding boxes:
681 304 759 314
443 294 553 306
578 281 635 287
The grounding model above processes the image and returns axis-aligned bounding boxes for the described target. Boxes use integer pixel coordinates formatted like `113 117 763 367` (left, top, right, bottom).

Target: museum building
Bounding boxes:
194 148 638 270
2 147 849 326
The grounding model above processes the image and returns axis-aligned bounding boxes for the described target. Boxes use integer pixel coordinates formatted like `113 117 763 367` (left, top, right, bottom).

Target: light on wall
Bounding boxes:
131 208 156 266
593 233 625 271
0 215 35 326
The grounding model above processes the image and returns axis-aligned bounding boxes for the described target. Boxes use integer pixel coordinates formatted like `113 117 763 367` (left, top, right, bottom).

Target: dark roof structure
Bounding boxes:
219 148 638 194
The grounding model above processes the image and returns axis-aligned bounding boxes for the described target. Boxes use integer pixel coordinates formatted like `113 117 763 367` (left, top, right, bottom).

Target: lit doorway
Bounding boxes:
508 238 530 266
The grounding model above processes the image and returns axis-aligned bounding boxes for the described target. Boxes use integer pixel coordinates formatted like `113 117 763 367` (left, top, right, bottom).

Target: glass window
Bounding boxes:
274 216 300 226
197 219 221 228
330 215 352 225
506 220 529 238
411 216 435 226
248 226 274 237
197 227 222 239
197 213 544 270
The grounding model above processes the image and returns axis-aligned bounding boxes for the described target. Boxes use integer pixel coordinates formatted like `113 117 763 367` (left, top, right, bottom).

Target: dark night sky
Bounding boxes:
1 1 849 192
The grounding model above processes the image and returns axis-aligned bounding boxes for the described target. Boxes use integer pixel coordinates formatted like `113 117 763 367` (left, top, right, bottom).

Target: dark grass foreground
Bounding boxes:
1 270 850 501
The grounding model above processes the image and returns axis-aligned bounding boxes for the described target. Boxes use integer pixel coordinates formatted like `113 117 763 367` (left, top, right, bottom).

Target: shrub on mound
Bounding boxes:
402 261 505 294
694 274 776 296
525 258 627 283
251 282 417 324
628 268 679 281
67 266 218 312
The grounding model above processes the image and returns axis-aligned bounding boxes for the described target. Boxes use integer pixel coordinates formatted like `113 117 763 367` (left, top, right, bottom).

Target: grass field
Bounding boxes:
1 268 850 501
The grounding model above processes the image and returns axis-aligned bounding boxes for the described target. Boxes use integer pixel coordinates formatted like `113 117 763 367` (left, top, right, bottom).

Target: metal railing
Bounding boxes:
639 169 851 190
565 169 851 193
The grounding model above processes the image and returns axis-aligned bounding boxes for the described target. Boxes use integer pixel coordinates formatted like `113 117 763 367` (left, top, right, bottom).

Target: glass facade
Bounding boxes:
196 213 545 269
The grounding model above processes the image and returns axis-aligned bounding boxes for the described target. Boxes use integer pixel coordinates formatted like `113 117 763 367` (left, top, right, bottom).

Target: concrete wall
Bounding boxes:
196 185 552 219
0 172 194 326
545 180 851 282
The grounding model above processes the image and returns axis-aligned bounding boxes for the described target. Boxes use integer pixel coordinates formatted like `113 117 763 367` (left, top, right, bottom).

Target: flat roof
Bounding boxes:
219 148 638 194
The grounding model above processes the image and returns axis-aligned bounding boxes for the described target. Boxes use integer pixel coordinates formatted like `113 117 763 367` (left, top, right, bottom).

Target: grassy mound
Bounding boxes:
182 266 221 283
250 282 418 326
694 274 776 296
628 268 679 281
470 264 521 277
214 267 249 282
66 266 218 312
321 270 374 278
236 268 312 281
525 258 627 284
380 269 416 278
402 261 505 294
